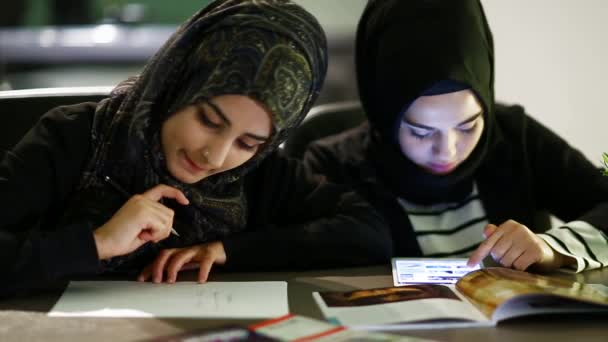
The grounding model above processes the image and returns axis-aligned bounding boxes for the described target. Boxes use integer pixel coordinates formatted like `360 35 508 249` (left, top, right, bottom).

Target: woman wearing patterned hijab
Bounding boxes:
0 0 392 295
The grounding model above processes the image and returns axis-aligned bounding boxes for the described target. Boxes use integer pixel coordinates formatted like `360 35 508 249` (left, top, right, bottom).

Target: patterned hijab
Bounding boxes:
63 0 327 271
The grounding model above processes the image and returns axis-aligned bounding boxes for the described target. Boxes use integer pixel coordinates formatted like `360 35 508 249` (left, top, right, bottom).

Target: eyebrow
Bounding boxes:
204 99 270 142
404 112 483 130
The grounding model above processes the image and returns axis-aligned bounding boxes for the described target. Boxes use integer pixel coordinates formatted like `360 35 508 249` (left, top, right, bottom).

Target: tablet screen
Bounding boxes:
392 258 481 285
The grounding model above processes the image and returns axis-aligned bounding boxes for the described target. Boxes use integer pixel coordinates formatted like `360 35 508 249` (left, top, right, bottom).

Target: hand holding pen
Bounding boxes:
104 176 181 237
93 179 189 260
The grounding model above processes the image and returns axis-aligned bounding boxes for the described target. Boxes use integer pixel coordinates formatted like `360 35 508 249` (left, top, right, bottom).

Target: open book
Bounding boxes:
313 267 608 330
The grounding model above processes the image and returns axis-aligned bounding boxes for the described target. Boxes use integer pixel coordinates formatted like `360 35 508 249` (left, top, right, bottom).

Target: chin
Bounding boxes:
179 171 207 184
421 164 457 176
178 175 203 184
428 169 453 176
166 162 202 184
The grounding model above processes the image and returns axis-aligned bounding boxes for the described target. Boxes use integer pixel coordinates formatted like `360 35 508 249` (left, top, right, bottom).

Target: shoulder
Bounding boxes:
311 121 370 148
251 149 323 186
494 103 527 133
9 102 98 174
493 103 563 146
19 102 97 150
39 102 97 130
487 103 583 177
2 102 99 209
305 122 371 165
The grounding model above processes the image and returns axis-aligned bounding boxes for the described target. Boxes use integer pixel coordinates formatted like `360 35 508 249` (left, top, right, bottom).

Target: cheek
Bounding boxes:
400 137 432 164
160 121 176 155
221 149 257 172
459 131 483 159
460 138 476 155
161 118 187 148
398 130 427 158
163 120 204 152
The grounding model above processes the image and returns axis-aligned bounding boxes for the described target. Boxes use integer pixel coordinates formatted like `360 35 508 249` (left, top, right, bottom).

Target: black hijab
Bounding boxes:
356 0 497 204
63 0 327 271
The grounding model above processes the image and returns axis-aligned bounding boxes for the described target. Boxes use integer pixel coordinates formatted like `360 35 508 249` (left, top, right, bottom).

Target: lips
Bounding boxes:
182 152 208 174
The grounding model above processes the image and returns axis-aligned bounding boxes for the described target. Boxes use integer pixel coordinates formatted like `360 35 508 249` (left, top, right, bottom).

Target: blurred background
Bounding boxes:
1 0 606 165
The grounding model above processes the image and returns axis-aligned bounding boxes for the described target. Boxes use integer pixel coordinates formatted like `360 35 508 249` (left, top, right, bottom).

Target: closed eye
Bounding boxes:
410 128 433 139
237 140 259 151
458 121 479 134
196 106 222 129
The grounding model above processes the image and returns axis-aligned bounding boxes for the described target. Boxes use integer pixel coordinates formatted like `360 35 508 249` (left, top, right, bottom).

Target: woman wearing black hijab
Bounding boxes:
0 0 392 296
304 0 608 272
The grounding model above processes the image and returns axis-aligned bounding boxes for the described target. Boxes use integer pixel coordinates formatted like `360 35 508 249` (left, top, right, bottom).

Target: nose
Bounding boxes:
432 131 457 161
202 139 231 169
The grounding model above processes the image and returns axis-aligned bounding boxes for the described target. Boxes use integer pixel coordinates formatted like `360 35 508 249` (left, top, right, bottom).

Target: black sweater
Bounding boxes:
0 103 393 296
304 104 608 261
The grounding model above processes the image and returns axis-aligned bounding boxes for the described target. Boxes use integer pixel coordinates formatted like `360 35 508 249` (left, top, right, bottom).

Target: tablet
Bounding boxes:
391 258 481 286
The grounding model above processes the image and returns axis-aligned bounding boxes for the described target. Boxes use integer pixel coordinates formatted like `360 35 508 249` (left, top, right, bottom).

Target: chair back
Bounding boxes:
284 100 365 158
0 86 111 151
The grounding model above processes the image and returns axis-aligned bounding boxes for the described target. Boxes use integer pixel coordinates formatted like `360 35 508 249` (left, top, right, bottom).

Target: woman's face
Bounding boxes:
398 89 484 175
161 94 272 184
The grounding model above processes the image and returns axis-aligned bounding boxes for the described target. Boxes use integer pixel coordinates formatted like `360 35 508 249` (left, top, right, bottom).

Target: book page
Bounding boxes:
48 281 288 318
493 294 608 322
313 284 489 330
455 268 608 320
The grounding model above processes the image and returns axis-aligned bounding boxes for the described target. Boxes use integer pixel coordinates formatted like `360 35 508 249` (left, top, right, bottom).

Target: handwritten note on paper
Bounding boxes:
48 281 288 318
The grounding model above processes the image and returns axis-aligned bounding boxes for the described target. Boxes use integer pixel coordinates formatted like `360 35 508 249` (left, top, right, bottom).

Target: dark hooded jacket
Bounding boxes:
303 0 608 257
0 0 392 297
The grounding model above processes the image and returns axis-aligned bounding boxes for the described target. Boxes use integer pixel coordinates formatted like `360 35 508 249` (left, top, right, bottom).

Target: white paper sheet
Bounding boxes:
48 281 288 318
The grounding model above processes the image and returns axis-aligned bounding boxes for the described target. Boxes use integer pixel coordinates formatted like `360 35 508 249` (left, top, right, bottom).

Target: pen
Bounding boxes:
103 175 180 237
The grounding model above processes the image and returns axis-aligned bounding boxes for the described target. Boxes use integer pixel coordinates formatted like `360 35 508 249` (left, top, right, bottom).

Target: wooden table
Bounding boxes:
2 265 608 341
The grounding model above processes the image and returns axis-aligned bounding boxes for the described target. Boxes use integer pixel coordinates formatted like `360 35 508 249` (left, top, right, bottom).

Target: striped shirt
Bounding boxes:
398 183 608 272
398 184 487 258
539 222 608 272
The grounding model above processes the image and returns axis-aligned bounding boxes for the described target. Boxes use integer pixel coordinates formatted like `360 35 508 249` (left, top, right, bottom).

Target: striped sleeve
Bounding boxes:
538 221 608 273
